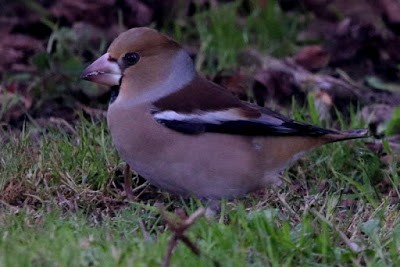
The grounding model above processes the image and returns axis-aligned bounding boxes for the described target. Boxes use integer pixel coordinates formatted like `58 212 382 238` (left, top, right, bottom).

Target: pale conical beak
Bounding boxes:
81 53 122 86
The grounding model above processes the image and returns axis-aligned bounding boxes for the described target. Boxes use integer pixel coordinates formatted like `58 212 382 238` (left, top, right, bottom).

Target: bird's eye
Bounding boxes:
123 52 140 66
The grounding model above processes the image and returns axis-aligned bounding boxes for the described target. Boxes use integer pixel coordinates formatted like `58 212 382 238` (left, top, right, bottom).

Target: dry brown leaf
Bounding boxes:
294 45 330 71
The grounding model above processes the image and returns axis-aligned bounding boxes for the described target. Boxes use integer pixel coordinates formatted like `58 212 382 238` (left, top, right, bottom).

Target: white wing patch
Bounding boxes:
153 109 246 124
258 113 287 125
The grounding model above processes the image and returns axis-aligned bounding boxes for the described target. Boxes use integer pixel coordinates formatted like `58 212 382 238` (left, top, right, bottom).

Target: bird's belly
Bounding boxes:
127 159 264 199
116 133 275 199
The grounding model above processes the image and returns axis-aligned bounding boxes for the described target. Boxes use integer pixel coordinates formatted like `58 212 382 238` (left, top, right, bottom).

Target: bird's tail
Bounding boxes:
325 128 369 143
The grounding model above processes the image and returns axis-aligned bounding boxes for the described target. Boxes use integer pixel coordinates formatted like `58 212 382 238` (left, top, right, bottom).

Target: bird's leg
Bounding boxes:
124 163 134 200
202 198 221 219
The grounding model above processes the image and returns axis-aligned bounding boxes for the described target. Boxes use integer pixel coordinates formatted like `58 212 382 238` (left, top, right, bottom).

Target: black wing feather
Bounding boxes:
155 118 335 136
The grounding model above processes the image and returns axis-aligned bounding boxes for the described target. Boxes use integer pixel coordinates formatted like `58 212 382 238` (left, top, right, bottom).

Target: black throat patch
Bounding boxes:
109 85 120 105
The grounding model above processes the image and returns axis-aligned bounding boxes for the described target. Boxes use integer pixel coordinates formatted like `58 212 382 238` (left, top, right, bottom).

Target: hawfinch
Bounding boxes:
81 27 368 200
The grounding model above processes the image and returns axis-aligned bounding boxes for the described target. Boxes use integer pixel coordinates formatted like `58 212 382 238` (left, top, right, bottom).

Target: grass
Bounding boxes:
0 204 400 266
193 0 299 74
1 192 400 266
1 0 400 266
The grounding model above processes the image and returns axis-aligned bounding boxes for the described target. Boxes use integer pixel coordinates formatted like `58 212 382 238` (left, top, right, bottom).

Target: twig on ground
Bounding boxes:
277 192 300 221
160 207 205 267
139 220 151 242
311 209 362 253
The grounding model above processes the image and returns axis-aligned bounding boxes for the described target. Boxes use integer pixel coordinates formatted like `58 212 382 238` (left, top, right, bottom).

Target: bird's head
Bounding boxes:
81 27 195 104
